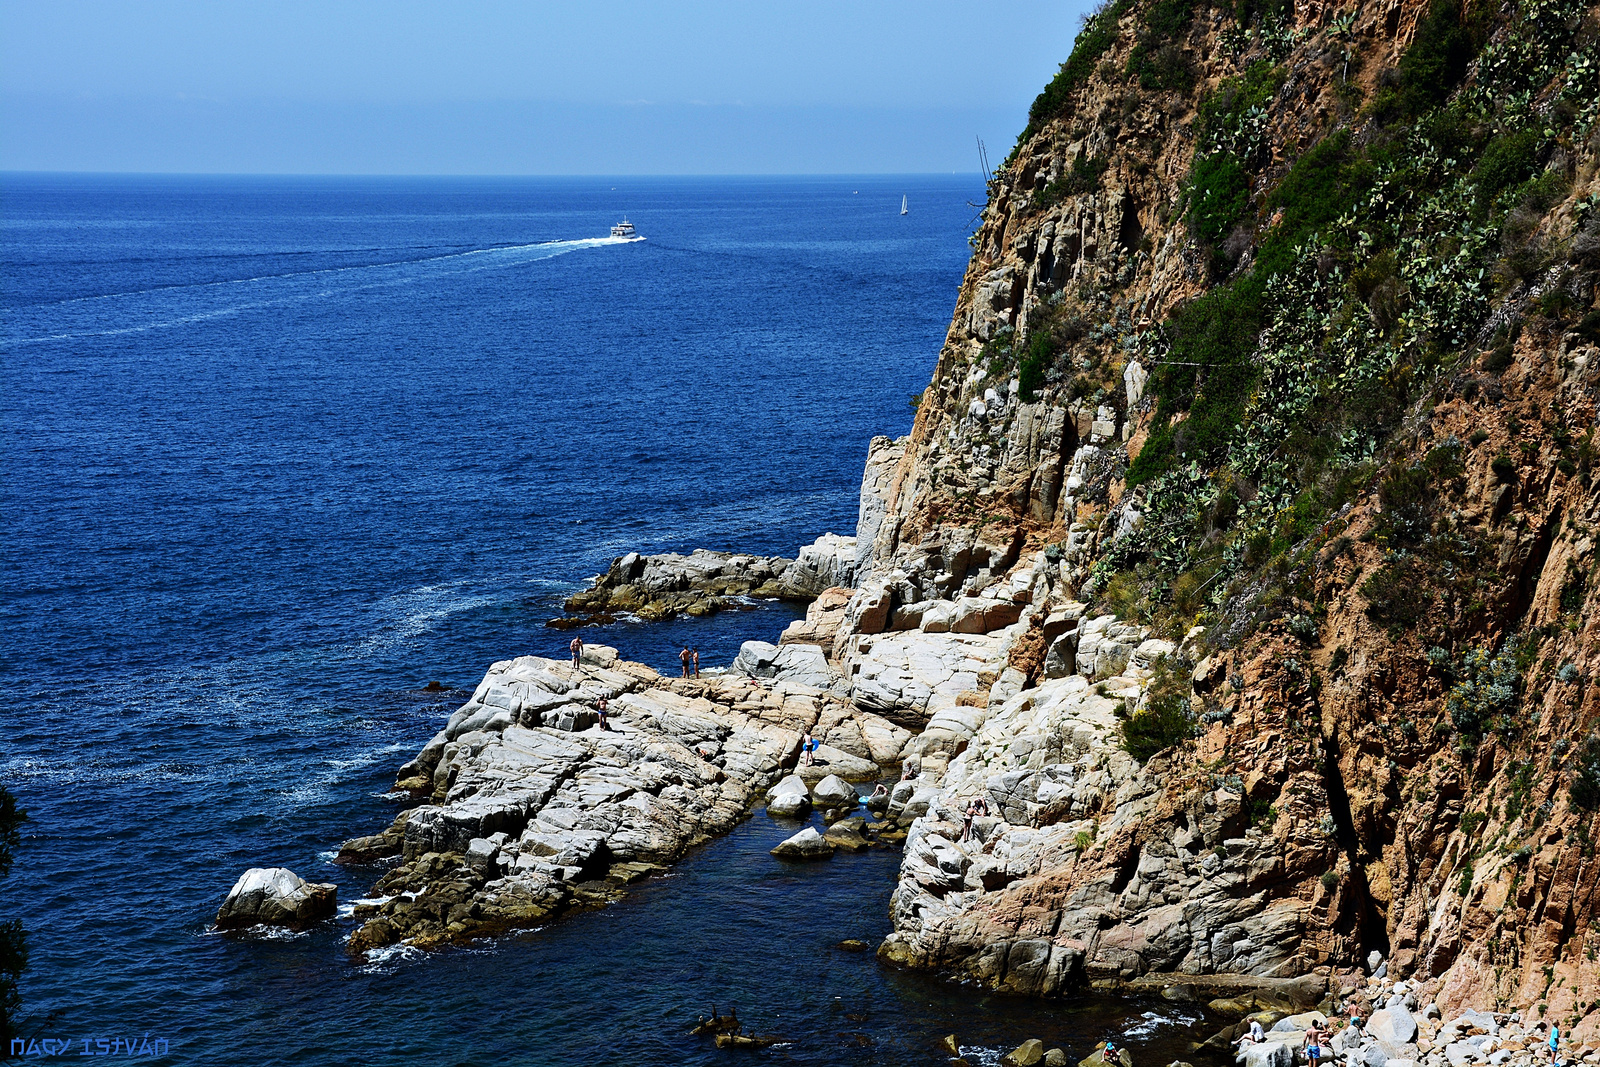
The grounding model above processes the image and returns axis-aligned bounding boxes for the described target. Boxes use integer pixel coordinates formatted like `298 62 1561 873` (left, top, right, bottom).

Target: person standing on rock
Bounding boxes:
596 697 610 732
960 799 976 842
692 646 700 677
570 634 584 667
1305 1021 1326 1067
801 731 815 766
679 646 693 678
1547 1022 1560 1064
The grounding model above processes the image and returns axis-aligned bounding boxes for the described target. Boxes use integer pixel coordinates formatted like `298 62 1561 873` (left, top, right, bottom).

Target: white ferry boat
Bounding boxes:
610 218 638 239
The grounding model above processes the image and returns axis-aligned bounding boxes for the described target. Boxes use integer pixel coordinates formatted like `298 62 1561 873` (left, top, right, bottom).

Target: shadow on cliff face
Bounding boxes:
1321 736 1390 962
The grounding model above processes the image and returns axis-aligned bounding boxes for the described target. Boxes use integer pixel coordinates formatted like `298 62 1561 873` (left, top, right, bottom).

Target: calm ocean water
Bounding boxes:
1 174 1213 1065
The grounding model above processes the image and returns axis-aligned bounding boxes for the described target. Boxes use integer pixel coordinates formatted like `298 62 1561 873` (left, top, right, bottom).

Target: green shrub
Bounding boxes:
1320 870 1339 890
1126 0 1198 91
1572 734 1600 811
1472 129 1541 219
1196 61 1284 162
1018 331 1053 401
1037 151 1111 208
1186 152 1252 243
1233 0 1289 25
1127 42 1196 91
1260 130 1371 276
1446 646 1521 739
1483 343 1515 374
1119 657 1196 760
1361 555 1431 627
1396 0 1491 120
1374 464 1434 544
1491 453 1517 481
1024 0 1133 138
1460 810 1488 836
1579 310 1600 344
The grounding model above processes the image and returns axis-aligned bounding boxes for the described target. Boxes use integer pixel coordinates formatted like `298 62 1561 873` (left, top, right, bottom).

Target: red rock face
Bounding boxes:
848 0 1600 1036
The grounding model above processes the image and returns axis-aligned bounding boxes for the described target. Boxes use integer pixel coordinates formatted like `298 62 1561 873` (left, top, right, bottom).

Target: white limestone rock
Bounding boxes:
216 867 336 930
812 774 857 808
771 826 834 861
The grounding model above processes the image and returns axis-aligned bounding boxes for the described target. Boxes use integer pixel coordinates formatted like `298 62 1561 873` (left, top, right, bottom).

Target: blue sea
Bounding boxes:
1 174 1212 1065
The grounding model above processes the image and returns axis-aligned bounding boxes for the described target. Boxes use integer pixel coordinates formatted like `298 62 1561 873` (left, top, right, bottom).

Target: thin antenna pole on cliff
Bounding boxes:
977 136 992 183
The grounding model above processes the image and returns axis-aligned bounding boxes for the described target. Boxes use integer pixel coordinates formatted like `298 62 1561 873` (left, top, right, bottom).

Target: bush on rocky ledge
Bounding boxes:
1118 656 1195 760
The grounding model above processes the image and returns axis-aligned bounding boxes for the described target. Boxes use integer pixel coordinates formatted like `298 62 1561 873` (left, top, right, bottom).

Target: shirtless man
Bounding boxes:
692 647 700 678
679 646 693 678
569 634 584 666
1305 1022 1326 1067
596 697 610 731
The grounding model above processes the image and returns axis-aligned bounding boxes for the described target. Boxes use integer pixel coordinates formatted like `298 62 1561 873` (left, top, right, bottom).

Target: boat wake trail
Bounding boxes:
2 235 642 348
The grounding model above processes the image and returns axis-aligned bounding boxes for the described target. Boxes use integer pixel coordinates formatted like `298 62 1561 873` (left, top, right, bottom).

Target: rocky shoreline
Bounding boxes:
330 642 909 953
549 539 856 626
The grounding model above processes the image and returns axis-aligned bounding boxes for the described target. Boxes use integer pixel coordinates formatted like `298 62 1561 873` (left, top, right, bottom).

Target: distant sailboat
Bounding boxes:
900 195 909 215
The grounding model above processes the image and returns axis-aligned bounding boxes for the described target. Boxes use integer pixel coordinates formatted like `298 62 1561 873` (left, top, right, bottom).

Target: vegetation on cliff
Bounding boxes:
887 0 1600 1021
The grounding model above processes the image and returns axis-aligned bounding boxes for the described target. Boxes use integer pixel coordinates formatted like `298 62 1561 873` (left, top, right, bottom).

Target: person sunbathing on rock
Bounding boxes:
1237 1019 1266 1048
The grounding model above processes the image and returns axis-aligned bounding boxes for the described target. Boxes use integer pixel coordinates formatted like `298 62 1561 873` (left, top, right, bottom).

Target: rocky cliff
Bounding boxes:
814 0 1600 1041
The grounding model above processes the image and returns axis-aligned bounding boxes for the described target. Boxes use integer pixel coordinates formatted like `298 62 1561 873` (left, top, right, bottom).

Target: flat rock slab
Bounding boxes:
344 655 882 954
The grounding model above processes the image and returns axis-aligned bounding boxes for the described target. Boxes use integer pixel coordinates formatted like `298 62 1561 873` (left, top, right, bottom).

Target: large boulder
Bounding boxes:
823 819 870 852
770 827 834 861
1238 1042 1295 1067
767 791 811 817
766 773 811 817
779 533 858 595
767 773 809 800
950 596 1025 634
812 774 857 808
1005 1039 1045 1066
1369 1005 1417 1046
1081 1043 1134 1067
216 867 336 930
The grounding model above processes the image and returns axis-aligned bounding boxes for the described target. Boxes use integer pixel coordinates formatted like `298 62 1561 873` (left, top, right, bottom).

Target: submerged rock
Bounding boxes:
215 867 336 930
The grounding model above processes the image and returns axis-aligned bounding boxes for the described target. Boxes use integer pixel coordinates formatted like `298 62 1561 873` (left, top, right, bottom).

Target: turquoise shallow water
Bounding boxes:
1 173 1218 1064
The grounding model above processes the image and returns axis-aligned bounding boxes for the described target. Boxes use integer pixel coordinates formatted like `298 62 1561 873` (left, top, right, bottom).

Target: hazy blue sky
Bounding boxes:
0 1 1096 174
